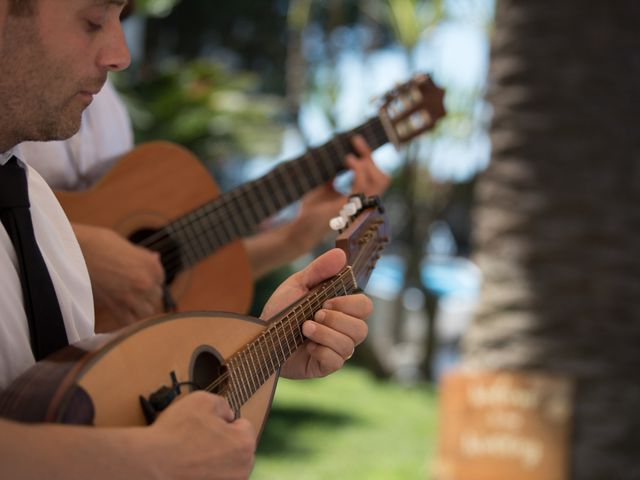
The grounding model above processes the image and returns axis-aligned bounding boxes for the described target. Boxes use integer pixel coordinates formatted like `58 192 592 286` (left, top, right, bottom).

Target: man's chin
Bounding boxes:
44 107 85 141
33 119 82 143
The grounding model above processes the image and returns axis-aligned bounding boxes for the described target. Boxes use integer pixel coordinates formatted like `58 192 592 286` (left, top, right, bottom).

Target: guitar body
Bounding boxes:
56 142 253 332
0 312 278 438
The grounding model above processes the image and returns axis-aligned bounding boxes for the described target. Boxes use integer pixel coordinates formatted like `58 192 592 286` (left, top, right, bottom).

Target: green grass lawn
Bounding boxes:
252 366 439 479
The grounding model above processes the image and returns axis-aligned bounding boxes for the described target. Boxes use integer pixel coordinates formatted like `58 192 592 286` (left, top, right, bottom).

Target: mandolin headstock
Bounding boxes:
332 195 390 291
378 73 446 149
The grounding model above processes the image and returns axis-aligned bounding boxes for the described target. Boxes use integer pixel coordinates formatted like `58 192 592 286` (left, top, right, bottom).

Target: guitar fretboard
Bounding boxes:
149 116 388 275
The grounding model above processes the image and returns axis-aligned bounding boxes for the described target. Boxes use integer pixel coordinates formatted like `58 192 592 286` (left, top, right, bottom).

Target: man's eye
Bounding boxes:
86 20 103 32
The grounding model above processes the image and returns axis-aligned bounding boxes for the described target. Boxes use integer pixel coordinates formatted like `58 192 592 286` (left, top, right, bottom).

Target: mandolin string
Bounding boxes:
209 271 347 390
133 120 389 278
243 242 378 388
201 269 356 396
220 256 371 401
200 240 378 400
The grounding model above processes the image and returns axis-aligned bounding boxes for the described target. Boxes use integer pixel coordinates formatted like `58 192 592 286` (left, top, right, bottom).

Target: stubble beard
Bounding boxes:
0 15 87 146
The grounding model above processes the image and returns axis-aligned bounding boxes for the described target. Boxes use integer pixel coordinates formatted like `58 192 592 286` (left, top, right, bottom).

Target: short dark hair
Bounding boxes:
9 0 37 16
121 0 135 20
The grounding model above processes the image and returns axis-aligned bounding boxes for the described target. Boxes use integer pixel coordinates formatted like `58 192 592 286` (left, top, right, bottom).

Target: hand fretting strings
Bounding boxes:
199 232 380 414
132 117 388 282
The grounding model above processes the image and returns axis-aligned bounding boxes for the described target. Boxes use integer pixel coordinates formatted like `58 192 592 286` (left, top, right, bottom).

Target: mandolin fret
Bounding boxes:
247 342 267 386
226 268 357 408
230 358 250 406
241 351 259 396
225 365 243 415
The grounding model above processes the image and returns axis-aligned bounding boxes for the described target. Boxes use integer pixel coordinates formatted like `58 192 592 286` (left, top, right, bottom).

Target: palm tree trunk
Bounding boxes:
463 0 640 478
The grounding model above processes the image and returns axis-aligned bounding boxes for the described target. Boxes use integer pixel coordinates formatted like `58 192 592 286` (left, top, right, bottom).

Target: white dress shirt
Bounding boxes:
0 153 94 389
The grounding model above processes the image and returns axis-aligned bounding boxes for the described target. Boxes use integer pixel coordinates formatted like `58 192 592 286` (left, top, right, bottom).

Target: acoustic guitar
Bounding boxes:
0 196 389 440
57 74 444 331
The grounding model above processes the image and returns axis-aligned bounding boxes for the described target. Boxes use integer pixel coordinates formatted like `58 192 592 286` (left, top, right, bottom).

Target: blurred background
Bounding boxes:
119 1 490 477
114 0 640 478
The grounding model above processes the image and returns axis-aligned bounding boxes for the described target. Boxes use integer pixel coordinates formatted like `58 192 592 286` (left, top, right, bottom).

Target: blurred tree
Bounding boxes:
463 0 640 477
117 60 284 176
140 0 290 94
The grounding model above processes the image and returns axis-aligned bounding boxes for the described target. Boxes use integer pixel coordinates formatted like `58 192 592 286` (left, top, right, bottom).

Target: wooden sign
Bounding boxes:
435 369 574 480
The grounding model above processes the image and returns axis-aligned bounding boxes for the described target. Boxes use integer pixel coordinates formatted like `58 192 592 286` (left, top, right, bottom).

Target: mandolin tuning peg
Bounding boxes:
340 202 358 218
348 194 364 211
330 215 348 231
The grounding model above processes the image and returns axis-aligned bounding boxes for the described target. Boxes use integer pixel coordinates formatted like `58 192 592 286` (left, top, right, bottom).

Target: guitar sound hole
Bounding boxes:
129 228 182 284
191 348 227 394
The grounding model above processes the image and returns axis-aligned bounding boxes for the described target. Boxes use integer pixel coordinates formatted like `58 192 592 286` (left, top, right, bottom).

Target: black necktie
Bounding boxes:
0 156 69 360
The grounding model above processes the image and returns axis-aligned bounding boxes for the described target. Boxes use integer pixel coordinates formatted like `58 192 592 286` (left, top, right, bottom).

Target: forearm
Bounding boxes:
243 222 309 280
0 419 159 480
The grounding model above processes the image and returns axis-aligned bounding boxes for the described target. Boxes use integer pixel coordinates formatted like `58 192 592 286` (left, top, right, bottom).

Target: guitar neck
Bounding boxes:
221 266 358 413
161 116 389 270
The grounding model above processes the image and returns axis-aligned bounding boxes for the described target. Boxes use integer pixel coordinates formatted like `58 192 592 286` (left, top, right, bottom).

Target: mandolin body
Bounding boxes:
0 311 278 438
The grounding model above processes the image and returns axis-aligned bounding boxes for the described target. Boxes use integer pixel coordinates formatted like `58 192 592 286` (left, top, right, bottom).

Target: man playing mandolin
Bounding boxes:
0 1 371 478
16 1 389 329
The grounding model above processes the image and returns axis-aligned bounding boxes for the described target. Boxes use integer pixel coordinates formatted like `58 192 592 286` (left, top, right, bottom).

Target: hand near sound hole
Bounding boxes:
149 391 256 480
260 248 371 379
73 224 165 330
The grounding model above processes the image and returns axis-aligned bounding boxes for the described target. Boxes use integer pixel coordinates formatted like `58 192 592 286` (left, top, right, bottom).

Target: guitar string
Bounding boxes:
137 118 385 252
130 120 388 280
136 118 387 274
200 237 379 400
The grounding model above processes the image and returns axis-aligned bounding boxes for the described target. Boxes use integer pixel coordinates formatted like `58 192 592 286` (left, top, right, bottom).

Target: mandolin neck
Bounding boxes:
155 116 388 272
222 266 358 413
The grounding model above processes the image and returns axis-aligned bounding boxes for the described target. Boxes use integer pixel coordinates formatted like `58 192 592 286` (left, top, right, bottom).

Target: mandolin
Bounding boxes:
0 196 389 440
57 74 443 331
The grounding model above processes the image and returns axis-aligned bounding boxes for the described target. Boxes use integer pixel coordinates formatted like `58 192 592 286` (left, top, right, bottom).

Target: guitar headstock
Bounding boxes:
378 73 446 149
332 195 390 291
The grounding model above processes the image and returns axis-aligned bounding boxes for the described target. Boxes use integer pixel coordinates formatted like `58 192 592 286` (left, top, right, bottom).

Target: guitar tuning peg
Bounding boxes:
330 215 348 231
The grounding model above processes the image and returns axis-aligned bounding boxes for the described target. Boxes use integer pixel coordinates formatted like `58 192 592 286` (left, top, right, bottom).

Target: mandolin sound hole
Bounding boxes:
129 228 183 284
190 347 228 394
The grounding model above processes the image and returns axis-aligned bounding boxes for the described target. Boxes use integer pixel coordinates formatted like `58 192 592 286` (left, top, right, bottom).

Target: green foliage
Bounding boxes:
361 0 444 49
253 366 439 479
135 0 182 17
115 60 285 169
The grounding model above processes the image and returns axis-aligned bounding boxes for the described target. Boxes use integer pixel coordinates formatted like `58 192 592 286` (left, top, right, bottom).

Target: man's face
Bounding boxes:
0 0 130 147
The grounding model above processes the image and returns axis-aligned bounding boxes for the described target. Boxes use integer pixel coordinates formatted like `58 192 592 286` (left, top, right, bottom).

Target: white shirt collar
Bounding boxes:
0 149 23 167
